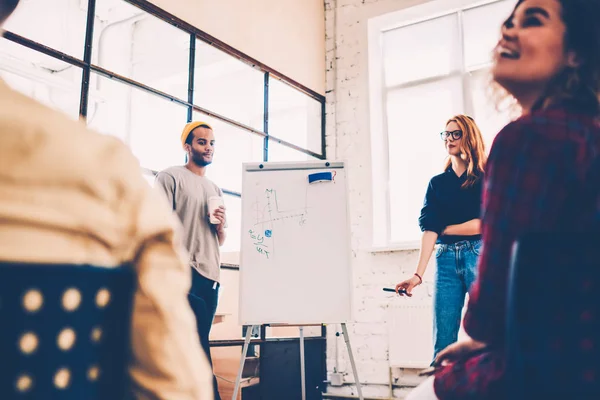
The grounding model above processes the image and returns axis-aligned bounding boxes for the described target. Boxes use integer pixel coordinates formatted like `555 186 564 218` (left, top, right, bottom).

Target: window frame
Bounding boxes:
1 0 327 197
367 0 507 250
1 0 329 345
1 0 326 259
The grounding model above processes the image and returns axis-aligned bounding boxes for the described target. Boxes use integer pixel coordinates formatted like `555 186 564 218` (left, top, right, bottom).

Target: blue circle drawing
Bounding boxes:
265 230 272 238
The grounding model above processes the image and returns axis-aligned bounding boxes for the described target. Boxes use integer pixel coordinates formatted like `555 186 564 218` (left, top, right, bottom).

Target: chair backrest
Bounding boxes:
0 262 135 400
506 233 600 400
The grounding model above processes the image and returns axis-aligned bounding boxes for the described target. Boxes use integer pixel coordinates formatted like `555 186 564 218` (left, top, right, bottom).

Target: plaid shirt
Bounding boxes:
434 104 600 400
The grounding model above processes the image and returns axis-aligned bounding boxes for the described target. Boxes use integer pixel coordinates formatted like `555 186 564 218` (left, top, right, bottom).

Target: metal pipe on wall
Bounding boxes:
92 12 145 134
324 366 416 400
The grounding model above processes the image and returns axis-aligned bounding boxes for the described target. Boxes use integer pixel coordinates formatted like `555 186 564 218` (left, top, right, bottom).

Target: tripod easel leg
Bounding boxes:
232 325 255 400
299 326 306 400
341 323 364 400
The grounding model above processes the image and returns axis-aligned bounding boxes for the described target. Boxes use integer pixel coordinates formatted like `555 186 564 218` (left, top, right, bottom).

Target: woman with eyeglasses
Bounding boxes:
407 0 600 399
395 114 487 362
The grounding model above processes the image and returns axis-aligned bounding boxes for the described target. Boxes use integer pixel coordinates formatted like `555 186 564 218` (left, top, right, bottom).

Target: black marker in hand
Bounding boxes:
383 287 407 295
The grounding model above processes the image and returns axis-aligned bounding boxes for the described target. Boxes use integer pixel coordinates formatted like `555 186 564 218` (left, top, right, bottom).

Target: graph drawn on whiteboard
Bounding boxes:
247 186 311 259
239 161 352 326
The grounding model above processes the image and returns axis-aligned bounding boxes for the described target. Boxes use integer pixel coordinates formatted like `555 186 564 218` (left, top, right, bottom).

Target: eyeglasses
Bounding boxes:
440 130 463 141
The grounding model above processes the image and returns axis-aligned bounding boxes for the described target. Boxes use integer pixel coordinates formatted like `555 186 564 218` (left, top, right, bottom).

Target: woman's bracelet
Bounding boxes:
414 273 423 284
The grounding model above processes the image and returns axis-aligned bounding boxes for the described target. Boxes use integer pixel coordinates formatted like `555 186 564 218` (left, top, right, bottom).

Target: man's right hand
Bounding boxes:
395 275 421 297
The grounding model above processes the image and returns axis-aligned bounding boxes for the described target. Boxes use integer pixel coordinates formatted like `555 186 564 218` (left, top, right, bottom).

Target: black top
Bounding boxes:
418 168 483 245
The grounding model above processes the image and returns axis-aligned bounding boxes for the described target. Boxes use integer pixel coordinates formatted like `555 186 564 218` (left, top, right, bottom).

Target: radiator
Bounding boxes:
387 302 434 369
388 297 469 368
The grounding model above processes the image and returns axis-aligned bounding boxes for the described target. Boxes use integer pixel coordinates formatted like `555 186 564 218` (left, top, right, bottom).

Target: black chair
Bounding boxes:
0 262 135 400
506 233 600 400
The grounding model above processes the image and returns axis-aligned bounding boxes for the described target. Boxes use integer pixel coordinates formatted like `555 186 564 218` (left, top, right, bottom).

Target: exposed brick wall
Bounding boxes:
324 0 436 398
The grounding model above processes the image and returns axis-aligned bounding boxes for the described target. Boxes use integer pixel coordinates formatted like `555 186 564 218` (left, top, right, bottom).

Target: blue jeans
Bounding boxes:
432 239 482 362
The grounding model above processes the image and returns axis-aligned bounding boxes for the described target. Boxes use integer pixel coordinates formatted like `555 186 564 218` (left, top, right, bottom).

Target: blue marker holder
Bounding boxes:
308 171 333 184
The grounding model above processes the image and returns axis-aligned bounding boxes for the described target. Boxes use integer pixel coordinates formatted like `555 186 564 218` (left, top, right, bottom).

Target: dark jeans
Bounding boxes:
188 269 221 400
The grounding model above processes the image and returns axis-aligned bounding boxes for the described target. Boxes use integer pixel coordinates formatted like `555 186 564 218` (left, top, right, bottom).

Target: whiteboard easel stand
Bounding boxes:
341 323 364 400
232 326 255 400
299 326 306 400
237 161 357 399
231 323 364 400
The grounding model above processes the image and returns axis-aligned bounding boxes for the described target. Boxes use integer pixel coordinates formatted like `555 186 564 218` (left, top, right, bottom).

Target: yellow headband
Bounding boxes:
181 121 213 148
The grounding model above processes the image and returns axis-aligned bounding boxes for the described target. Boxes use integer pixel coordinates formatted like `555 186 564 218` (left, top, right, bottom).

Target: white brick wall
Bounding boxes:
324 0 436 398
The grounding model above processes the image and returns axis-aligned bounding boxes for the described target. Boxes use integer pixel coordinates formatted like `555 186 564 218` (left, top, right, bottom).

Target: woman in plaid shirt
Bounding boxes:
408 0 600 399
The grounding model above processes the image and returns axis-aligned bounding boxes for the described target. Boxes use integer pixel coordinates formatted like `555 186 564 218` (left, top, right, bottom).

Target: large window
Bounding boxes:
194 40 265 131
4 0 88 58
269 77 323 154
368 0 514 248
0 38 82 119
0 0 326 253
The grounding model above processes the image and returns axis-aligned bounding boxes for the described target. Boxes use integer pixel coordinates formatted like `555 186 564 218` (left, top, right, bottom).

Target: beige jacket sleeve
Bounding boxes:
119 153 214 400
0 79 212 399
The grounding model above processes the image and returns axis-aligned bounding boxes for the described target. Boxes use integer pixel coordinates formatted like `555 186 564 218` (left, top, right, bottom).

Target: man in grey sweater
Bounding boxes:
155 121 226 400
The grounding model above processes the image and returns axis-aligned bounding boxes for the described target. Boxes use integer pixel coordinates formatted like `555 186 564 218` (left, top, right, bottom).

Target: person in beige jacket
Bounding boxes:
0 1 213 399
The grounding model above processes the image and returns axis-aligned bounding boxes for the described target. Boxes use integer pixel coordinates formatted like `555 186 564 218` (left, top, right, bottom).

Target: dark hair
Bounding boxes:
506 0 600 115
185 124 212 145
0 0 20 22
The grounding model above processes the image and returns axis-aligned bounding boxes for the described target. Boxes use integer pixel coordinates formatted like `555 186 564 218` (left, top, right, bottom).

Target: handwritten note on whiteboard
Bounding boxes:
247 188 310 260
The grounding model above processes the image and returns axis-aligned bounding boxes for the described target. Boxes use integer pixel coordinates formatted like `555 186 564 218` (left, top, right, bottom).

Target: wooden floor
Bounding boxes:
212 347 259 400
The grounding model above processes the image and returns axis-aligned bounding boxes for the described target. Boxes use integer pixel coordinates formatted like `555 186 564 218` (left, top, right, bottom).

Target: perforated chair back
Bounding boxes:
0 262 135 400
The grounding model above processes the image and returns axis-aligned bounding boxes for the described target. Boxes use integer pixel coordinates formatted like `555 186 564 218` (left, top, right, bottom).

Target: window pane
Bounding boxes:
143 171 156 187
0 38 82 119
130 90 188 171
87 73 130 142
383 14 460 87
469 69 513 149
92 0 190 99
4 0 87 58
269 78 322 155
192 113 264 193
463 0 514 69
386 78 463 243
222 194 241 252
267 140 319 162
194 40 264 131
88 73 188 171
